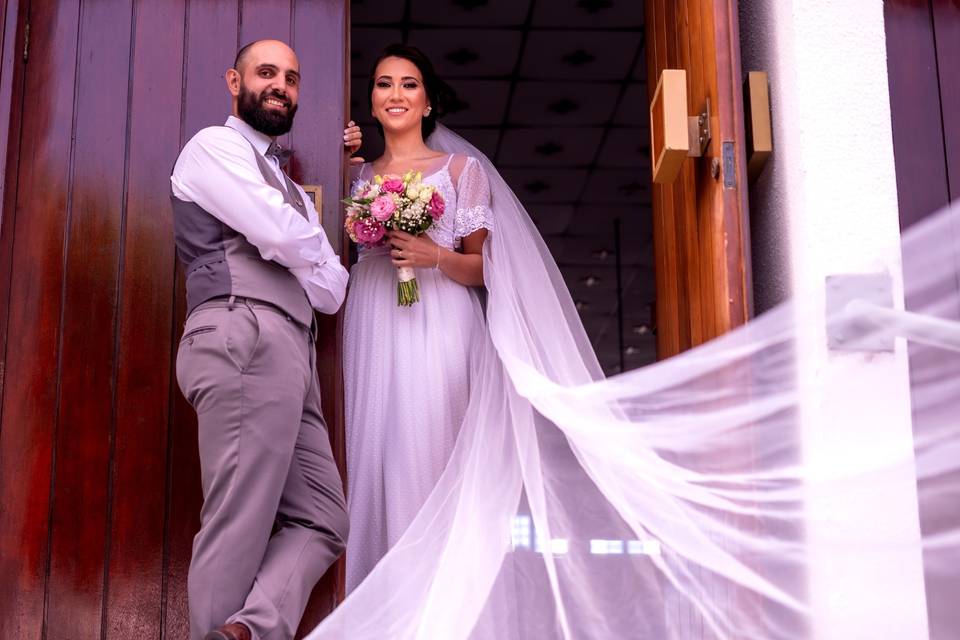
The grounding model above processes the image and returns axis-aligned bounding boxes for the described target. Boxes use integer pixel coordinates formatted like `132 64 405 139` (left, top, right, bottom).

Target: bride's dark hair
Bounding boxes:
368 43 456 140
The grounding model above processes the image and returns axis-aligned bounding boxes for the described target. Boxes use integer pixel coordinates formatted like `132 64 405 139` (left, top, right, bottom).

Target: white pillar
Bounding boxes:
739 1 928 637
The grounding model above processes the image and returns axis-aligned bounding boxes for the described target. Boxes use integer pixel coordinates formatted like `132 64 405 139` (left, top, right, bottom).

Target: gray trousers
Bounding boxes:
176 298 348 640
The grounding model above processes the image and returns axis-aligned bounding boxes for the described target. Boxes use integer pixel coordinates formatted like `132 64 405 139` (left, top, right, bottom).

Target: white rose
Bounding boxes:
405 186 420 200
418 188 433 203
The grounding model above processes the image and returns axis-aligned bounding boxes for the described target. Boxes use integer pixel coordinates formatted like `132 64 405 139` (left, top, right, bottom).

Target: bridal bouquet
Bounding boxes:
343 170 445 306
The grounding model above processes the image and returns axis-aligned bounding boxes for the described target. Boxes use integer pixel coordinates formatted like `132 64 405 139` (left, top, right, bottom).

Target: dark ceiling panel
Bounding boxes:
407 28 523 77
410 0 532 26
525 204 575 235
508 81 621 125
580 168 651 204
351 27 404 76
499 167 590 202
597 127 651 168
519 31 639 81
351 0 406 24
497 127 606 167
531 0 645 29
613 83 650 126
440 79 512 125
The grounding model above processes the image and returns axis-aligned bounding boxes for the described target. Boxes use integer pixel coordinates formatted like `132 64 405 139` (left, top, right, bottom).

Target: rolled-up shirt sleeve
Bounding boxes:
171 127 348 313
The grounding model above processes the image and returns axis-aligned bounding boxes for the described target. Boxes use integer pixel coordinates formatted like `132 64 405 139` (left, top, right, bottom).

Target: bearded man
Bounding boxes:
170 39 361 640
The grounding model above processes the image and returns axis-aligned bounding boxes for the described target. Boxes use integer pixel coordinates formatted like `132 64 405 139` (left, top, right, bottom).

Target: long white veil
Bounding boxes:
308 124 960 639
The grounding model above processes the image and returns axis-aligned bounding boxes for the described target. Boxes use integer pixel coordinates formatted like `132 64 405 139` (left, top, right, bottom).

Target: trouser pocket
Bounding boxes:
225 302 262 373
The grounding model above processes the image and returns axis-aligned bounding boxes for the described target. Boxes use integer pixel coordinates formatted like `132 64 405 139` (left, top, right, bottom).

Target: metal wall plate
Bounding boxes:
825 273 895 352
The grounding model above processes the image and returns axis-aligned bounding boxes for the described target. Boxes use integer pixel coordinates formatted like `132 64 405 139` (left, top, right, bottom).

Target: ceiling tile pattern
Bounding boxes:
351 0 655 374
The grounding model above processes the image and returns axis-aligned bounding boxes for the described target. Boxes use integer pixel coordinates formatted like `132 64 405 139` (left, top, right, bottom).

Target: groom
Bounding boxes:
171 40 353 640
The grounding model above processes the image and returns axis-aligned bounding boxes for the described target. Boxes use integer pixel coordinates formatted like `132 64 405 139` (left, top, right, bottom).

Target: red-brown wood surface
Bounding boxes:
0 0 24 406
884 0 952 228
932 0 959 203
104 1 186 637
0 1 82 636
644 0 751 359
291 1 351 628
45 0 135 636
0 0 351 637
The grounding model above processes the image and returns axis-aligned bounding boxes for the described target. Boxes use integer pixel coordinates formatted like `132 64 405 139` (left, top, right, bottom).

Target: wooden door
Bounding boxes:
0 1 350 638
644 0 752 358
885 0 959 229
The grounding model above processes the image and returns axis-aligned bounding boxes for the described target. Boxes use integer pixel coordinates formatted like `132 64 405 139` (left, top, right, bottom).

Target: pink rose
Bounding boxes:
370 195 396 221
354 218 386 245
381 177 405 194
427 191 445 220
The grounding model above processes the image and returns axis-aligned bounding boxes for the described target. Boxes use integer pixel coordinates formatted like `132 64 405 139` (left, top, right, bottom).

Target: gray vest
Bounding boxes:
171 127 314 326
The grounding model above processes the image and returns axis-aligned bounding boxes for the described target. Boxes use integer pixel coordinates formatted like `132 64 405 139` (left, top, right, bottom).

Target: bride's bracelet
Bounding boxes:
435 245 441 270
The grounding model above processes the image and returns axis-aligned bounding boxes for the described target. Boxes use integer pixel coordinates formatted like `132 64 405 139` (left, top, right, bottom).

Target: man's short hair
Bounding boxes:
233 41 257 72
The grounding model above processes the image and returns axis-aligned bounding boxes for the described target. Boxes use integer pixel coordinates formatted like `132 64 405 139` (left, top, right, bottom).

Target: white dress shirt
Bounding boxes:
171 116 348 314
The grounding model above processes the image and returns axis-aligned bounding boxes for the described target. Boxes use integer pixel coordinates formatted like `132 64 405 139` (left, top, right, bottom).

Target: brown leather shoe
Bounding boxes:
203 622 251 640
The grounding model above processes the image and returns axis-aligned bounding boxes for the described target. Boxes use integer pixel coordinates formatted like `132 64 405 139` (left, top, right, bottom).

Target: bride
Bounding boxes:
342 44 493 591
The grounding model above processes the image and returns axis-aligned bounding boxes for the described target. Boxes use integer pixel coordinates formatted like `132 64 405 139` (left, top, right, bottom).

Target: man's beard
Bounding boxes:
237 83 298 136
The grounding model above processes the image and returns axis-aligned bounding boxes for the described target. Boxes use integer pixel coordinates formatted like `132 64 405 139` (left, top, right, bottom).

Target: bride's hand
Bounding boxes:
389 231 441 269
344 120 364 165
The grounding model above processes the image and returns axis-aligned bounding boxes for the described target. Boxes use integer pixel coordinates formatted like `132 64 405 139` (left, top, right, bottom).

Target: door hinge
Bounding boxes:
22 21 30 64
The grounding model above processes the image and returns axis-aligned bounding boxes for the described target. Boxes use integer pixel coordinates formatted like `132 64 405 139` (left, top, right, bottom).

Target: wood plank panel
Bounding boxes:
665 0 693 352
0 0 25 404
884 0 950 229
291 1 350 630
648 0 680 357
676 0 704 348
44 1 135 637
645 0 750 359
241 0 292 48
713 0 751 325
0 1 82 637
933 0 959 203
686 0 718 344
103 1 187 637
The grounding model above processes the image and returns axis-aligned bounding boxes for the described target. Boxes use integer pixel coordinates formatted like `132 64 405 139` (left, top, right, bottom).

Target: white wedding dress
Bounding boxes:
307 124 960 639
342 153 493 591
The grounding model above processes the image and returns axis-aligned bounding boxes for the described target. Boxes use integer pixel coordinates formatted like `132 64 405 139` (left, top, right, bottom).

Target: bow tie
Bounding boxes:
265 141 294 165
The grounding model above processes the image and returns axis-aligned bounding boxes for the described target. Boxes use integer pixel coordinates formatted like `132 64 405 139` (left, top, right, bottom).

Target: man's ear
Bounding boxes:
225 68 241 97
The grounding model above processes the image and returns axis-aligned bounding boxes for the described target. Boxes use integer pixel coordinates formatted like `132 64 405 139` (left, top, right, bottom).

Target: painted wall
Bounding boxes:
738 1 928 638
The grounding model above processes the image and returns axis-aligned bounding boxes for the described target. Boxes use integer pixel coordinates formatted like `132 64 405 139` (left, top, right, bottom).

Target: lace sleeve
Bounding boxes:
454 156 493 241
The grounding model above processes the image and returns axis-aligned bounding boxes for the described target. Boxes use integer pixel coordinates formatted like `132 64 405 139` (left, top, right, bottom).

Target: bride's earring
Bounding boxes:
424 106 432 117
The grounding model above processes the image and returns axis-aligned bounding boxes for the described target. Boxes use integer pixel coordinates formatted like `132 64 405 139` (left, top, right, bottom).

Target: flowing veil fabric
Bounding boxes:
308 124 960 639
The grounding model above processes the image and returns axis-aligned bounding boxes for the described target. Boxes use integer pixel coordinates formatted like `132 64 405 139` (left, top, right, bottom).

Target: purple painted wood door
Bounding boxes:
0 1 350 638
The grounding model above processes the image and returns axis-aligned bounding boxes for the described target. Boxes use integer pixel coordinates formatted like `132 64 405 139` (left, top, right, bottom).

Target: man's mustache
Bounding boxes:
260 90 292 108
